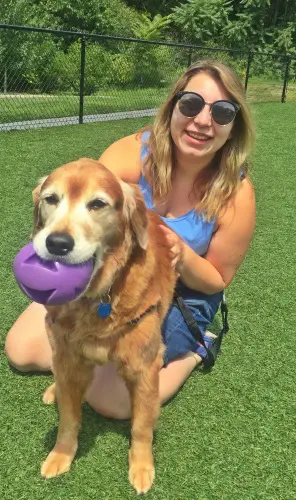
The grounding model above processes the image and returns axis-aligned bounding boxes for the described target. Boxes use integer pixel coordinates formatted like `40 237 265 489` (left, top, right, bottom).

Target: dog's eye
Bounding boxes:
44 194 59 205
88 199 108 211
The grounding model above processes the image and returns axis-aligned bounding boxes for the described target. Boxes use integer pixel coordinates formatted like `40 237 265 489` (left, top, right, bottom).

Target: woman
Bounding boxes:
5 60 255 419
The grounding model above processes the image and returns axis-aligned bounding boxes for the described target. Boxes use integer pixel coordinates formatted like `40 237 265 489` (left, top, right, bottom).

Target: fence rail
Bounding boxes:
0 24 295 132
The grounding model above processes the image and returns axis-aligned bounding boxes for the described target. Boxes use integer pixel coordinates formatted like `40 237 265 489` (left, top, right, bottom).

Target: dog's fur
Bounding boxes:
33 159 176 494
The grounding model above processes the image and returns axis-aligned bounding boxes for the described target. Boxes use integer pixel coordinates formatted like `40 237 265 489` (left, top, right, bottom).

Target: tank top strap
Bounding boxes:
140 130 151 163
240 163 248 180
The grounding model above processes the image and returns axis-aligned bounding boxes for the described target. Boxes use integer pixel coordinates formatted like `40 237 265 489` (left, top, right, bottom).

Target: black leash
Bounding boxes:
126 302 161 327
122 293 229 370
174 292 229 369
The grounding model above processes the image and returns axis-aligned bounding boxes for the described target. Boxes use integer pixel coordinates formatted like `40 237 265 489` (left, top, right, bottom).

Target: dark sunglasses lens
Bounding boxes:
178 93 204 117
212 101 237 125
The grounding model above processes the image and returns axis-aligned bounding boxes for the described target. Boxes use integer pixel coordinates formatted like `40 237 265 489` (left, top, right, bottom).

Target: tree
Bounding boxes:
131 13 171 40
26 0 140 36
124 0 178 17
170 0 232 46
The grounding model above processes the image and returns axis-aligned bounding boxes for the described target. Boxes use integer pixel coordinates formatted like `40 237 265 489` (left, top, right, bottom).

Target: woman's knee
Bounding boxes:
5 353 37 372
5 328 39 372
85 364 131 420
86 392 131 420
5 327 27 370
5 302 51 372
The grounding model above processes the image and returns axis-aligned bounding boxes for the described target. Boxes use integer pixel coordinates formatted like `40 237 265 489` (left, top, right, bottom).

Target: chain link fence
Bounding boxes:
1 24 295 132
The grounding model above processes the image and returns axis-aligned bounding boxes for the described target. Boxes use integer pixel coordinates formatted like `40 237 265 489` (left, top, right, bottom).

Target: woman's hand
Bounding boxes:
159 225 185 270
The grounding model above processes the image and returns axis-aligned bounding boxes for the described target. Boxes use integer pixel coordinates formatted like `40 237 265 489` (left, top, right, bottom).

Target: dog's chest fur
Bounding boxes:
46 297 161 367
82 342 110 364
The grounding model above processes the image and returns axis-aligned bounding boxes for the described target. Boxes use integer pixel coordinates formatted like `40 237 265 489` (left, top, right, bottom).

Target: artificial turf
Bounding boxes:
1 104 296 499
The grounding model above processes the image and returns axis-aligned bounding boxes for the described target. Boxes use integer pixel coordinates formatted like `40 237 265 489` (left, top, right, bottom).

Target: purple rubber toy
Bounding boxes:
13 242 93 305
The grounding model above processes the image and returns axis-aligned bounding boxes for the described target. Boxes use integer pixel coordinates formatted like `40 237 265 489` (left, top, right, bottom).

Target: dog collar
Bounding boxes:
126 302 161 327
86 282 161 325
97 291 161 326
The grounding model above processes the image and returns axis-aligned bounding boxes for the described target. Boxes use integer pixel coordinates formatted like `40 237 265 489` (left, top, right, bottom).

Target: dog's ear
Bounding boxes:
32 176 47 235
120 181 148 250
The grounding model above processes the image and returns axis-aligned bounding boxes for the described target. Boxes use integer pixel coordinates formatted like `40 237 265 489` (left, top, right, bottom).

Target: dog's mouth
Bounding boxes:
36 244 100 270
33 229 104 266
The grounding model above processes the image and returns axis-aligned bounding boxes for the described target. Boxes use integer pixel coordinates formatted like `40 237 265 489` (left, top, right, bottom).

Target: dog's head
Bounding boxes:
32 159 148 268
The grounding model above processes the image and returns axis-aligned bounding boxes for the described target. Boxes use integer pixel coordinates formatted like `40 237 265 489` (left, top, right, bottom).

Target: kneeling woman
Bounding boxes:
5 60 255 419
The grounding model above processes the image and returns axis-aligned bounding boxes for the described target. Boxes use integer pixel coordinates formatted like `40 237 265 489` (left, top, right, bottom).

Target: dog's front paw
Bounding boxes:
129 455 155 495
42 383 56 405
41 450 72 479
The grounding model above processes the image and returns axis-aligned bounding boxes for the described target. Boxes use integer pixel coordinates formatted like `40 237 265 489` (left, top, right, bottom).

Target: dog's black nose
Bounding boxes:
46 232 74 256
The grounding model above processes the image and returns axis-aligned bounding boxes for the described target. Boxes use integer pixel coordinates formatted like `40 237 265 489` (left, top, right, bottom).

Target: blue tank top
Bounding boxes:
138 131 215 256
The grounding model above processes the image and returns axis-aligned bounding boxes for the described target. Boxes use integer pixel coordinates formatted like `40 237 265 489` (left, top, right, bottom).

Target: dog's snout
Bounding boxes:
46 232 74 256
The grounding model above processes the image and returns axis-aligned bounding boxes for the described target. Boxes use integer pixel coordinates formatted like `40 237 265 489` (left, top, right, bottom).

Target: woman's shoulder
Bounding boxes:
98 133 143 182
218 177 255 228
236 177 255 207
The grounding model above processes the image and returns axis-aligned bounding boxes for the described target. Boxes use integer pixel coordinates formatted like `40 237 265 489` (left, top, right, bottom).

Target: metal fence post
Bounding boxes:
281 57 290 103
244 51 252 93
4 64 7 93
188 49 192 68
79 37 86 124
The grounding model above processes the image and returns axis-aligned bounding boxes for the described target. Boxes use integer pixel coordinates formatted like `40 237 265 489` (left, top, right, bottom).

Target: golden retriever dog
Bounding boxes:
32 159 176 494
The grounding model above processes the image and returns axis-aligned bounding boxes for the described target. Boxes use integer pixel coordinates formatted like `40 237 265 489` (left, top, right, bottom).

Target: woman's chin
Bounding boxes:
180 141 214 161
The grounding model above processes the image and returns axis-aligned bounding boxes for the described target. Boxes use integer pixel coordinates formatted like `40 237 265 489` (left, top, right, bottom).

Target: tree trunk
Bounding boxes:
272 0 280 27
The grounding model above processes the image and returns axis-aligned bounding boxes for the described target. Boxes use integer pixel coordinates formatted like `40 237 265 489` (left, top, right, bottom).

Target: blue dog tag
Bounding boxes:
97 302 112 318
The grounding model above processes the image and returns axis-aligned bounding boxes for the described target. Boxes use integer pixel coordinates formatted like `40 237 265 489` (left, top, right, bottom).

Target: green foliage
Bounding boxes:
1 0 296 93
52 41 83 93
222 11 260 47
131 13 171 40
95 0 141 37
171 0 232 45
21 38 59 89
107 53 136 87
170 0 296 56
52 42 116 93
152 45 187 85
1 0 141 36
124 0 179 17
273 23 296 55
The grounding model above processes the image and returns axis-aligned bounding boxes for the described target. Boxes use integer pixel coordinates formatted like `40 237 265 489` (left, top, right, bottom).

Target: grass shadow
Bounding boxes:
42 402 160 462
7 363 52 377
6 356 160 461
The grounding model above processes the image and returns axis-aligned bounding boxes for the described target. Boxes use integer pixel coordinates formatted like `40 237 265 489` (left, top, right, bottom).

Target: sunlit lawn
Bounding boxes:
1 103 296 499
1 79 296 125
0 87 169 123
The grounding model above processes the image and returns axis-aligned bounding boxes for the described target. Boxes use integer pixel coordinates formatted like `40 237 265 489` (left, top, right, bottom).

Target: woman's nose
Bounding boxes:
193 104 212 127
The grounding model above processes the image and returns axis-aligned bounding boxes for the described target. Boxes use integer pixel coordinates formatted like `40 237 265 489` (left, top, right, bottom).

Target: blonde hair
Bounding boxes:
141 60 255 220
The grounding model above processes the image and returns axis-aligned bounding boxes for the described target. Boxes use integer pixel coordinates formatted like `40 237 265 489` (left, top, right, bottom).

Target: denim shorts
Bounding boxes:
161 283 223 365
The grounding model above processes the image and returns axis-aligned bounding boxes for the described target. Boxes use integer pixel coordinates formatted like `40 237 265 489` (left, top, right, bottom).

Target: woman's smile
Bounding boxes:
184 130 213 145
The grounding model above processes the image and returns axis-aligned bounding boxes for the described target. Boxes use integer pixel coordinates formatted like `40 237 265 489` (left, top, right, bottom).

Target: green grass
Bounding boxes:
247 80 296 103
1 104 296 499
0 87 169 123
1 81 296 124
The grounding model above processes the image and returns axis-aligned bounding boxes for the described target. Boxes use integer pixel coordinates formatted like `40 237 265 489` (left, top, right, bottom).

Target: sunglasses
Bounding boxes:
176 91 240 126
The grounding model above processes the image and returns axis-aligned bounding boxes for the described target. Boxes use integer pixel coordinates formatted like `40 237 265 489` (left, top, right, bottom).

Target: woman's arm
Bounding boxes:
98 133 142 183
160 179 256 294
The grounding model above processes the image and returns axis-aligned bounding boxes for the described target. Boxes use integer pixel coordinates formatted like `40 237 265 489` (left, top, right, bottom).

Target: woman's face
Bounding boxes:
170 71 235 167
